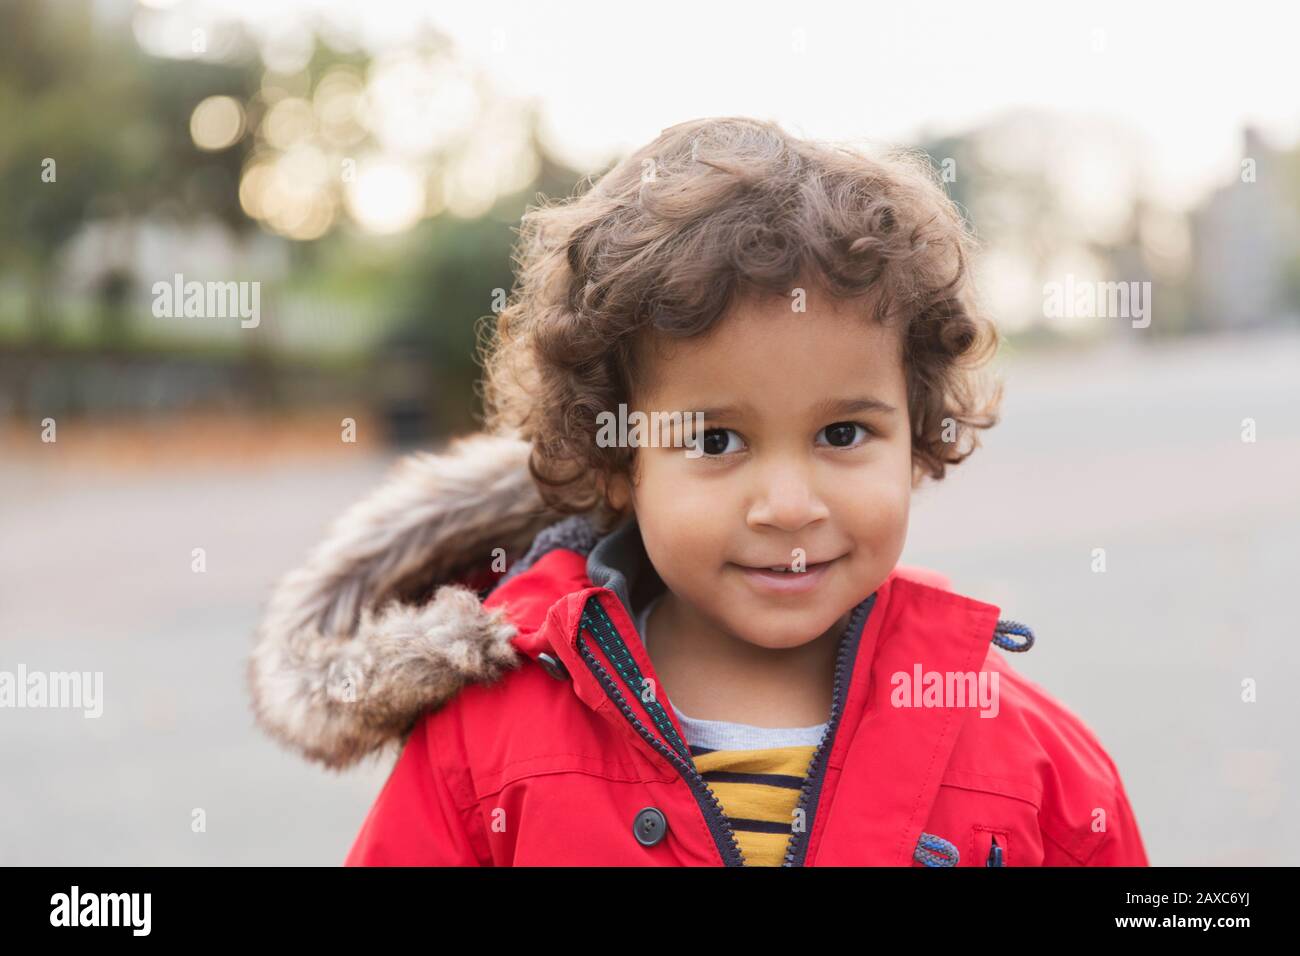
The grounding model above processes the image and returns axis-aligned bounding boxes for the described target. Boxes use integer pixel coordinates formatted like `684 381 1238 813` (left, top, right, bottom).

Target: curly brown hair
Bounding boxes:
479 116 1002 533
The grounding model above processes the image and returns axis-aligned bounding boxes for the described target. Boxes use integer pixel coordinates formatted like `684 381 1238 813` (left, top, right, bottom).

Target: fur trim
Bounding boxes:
247 431 568 769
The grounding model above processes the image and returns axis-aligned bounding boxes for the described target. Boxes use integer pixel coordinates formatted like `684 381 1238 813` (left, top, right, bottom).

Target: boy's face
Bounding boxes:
606 284 913 652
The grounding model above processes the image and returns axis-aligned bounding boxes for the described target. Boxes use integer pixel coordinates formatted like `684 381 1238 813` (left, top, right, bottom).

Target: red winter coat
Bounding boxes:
247 432 1148 867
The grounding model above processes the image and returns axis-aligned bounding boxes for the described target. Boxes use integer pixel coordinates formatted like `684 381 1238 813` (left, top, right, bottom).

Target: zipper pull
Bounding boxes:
986 835 1004 867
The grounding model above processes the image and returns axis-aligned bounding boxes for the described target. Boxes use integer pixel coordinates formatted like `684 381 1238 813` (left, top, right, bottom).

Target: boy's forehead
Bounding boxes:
630 289 904 406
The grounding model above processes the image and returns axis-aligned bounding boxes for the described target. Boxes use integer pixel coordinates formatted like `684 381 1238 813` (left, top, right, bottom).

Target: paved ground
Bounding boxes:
2 329 1297 865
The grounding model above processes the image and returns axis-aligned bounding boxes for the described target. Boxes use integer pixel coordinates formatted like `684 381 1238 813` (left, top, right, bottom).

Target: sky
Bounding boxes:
152 0 1300 212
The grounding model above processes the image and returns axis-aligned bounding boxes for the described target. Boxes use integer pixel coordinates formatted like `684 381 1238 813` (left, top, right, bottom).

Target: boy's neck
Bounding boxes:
645 591 851 728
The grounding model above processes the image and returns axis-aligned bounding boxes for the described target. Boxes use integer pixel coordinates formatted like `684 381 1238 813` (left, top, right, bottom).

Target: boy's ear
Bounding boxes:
910 456 925 490
598 470 634 515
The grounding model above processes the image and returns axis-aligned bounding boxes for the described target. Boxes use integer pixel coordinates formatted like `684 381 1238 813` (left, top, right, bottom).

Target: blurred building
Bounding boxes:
1190 127 1300 331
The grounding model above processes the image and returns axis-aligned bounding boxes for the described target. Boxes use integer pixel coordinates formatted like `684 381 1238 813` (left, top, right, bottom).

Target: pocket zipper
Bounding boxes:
986 834 1005 867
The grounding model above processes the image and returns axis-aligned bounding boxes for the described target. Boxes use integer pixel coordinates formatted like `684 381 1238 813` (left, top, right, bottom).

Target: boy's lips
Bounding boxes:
730 557 839 594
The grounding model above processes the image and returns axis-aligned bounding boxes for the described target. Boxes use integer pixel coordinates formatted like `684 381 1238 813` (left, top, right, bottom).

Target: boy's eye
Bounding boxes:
817 422 871 448
700 427 744 456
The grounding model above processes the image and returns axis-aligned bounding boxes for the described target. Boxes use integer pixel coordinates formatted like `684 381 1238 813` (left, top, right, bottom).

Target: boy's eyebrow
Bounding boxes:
810 396 899 417
691 403 748 421
691 396 898 421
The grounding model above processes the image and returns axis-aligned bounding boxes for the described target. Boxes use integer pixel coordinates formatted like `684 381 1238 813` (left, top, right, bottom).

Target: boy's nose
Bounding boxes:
745 461 830 532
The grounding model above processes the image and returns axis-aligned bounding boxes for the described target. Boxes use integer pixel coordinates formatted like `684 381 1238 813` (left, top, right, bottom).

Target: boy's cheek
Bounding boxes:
845 476 910 536
849 489 911 577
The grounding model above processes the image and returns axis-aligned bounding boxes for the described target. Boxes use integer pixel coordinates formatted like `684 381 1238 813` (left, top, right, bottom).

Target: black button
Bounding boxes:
537 652 569 681
633 807 668 847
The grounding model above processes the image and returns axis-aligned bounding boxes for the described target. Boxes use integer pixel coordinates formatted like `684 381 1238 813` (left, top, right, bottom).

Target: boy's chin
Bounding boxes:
730 614 848 651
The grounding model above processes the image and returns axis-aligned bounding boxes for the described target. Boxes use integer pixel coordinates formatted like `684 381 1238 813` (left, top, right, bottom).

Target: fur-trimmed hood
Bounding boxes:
246 431 599 770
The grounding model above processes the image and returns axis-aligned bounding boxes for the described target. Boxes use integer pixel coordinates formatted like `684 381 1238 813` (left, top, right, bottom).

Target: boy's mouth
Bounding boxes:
734 556 838 572
730 557 840 593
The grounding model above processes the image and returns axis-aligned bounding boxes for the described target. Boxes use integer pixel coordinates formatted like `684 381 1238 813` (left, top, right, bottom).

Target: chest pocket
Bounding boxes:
922 775 1042 866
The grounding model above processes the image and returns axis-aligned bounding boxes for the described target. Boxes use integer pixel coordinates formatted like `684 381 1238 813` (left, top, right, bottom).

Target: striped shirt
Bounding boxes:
635 593 829 865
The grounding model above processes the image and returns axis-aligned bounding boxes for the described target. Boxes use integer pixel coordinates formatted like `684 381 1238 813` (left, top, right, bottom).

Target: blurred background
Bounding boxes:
1 0 1297 865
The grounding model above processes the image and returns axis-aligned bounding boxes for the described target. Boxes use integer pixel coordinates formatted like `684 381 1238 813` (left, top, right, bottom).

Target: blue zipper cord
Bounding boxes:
992 619 1034 652
914 832 960 866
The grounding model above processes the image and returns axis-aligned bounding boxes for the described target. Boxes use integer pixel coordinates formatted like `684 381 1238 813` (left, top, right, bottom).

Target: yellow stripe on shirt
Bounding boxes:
691 744 819 866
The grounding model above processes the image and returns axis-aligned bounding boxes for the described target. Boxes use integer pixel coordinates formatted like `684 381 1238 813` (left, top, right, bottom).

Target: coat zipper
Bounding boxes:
577 590 876 868
577 633 747 866
782 593 876 866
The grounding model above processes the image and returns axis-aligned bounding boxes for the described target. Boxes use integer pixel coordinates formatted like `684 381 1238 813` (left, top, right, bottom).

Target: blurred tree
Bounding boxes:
379 125 589 437
0 1 596 440
0 0 259 342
